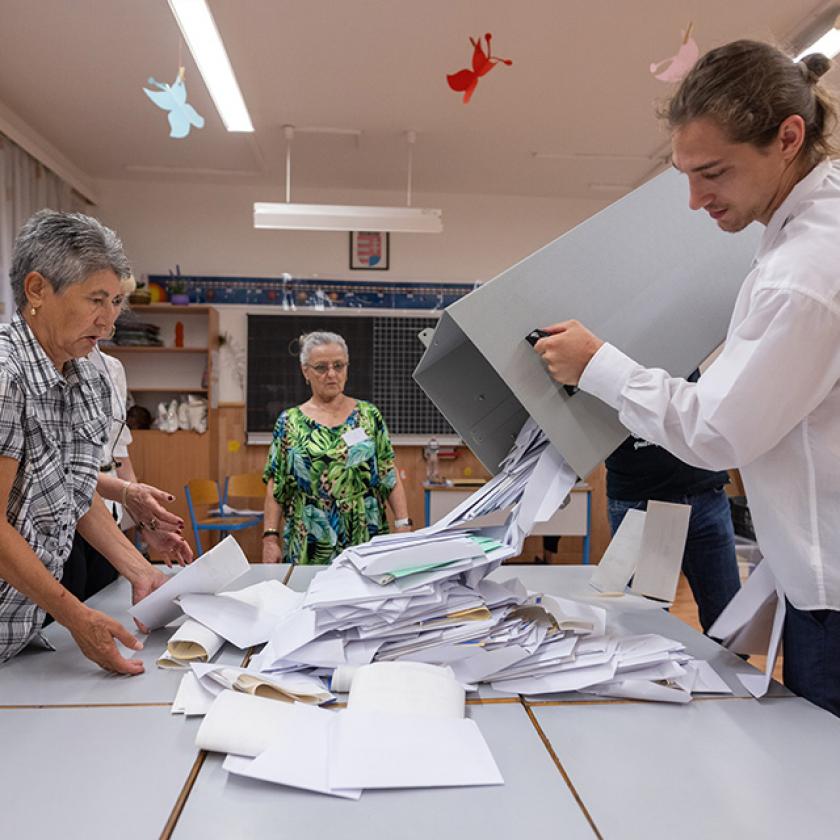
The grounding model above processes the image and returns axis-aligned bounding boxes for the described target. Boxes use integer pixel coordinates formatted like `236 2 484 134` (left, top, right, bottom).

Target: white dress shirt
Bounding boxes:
580 159 840 611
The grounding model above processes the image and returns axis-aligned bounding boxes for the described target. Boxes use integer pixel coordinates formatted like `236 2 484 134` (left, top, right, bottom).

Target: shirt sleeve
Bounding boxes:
0 372 25 462
579 286 840 471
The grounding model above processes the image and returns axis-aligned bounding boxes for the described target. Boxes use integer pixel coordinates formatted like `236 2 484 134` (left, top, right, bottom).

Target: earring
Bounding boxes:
108 326 116 339
30 307 36 316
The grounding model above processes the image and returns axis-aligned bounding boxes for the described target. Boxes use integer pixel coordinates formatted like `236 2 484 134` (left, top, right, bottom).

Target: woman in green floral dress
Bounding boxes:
262 331 411 564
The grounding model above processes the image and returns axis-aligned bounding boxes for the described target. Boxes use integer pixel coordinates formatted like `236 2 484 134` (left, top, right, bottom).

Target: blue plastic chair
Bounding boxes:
184 478 263 554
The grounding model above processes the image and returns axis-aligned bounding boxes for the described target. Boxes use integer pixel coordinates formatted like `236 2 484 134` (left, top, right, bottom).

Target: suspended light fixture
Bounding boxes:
253 128 443 233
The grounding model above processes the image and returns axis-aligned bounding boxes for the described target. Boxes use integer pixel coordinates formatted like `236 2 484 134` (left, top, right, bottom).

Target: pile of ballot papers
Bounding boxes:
135 418 732 721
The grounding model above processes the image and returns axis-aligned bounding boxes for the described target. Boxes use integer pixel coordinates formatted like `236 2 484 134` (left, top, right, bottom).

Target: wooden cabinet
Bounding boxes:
103 305 219 556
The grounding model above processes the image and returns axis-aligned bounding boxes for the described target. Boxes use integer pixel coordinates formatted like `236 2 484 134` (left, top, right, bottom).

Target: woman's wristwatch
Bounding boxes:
394 517 412 528
263 529 280 539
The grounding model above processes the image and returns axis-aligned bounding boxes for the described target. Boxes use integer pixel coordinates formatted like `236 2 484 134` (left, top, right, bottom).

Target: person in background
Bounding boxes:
262 331 411 564
535 42 840 715
0 209 167 675
605 426 740 634
61 329 194 603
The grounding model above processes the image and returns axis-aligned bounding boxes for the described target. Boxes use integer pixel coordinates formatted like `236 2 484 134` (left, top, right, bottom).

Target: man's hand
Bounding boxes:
125 483 185 534
144 528 194 568
67 606 145 675
262 538 282 564
533 320 604 385
129 565 168 634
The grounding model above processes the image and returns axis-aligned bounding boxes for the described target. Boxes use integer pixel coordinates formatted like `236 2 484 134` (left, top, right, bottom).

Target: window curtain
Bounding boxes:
0 135 88 323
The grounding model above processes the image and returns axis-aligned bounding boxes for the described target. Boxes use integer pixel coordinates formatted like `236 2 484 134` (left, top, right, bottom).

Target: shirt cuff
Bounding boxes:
578 342 642 410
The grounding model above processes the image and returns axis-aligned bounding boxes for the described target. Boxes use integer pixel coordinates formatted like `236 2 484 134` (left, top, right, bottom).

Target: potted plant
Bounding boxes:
169 278 190 305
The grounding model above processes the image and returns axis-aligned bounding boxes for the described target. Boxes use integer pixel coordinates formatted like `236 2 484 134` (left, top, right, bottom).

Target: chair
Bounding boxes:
184 478 263 554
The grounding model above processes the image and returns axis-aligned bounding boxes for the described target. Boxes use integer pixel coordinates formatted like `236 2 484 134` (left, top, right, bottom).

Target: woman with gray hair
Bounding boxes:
0 209 167 674
262 330 410 564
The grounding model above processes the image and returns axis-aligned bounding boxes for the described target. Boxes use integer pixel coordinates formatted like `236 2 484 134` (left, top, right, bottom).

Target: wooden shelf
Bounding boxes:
129 387 209 393
129 304 213 314
103 346 207 353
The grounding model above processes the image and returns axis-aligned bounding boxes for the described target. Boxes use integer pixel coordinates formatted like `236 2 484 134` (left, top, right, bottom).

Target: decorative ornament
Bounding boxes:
447 33 512 104
143 67 205 138
650 23 700 83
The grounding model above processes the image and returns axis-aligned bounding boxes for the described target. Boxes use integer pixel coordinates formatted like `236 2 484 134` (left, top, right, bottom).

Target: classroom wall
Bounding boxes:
96 177 612 562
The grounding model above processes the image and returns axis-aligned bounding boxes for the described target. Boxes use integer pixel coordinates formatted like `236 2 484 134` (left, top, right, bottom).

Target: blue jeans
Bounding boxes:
608 487 741 633
783 600 840 717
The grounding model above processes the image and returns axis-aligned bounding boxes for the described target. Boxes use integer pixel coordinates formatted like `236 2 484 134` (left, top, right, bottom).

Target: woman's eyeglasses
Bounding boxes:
307 361 348 375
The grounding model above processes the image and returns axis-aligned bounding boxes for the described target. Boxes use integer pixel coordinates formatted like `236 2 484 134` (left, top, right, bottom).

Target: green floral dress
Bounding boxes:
262 401 397 564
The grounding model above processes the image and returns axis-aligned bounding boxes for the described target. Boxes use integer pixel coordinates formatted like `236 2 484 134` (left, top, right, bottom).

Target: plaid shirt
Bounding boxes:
0 313 112 661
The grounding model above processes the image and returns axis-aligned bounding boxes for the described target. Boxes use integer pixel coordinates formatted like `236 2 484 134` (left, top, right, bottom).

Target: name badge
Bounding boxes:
342 427 369 446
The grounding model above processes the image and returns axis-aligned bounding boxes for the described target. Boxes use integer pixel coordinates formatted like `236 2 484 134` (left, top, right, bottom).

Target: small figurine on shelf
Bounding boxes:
174 321 184 348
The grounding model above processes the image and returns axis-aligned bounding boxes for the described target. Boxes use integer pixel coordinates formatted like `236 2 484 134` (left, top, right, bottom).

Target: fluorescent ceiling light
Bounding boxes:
254 203 443 234
167 0 253 131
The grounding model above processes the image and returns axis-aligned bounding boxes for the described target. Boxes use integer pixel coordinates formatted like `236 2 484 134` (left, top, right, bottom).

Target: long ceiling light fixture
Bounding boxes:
253 128 443 234
167 0 253 132
794 6 840 60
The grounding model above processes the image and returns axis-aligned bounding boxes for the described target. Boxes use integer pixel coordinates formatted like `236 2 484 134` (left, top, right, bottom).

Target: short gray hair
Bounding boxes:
299 331 349 365
9 210 131 309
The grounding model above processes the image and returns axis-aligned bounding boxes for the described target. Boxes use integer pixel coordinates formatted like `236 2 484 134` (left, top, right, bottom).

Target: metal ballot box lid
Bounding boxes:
414 168 761 478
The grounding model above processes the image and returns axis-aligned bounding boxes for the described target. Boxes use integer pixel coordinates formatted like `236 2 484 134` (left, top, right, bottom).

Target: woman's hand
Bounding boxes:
533 320 604 385
262 537 282 564
128 565 168 634
124 482 185 534
143 528 194 567
67 605 145 675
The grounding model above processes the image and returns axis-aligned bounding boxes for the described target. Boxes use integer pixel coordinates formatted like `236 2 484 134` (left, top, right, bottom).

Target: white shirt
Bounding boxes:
580 159 840 611
91 349 134 525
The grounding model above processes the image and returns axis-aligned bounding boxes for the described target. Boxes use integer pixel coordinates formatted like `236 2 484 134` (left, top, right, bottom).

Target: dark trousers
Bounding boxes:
783 600 840 717
60 531 119 603
607 486 741 634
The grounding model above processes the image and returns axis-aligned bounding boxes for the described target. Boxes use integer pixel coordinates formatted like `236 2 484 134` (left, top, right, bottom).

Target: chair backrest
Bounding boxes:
186 478 221 507
225 472 265 501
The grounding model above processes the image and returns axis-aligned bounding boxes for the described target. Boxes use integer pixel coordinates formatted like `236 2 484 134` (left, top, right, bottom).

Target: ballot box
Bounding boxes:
414 168 761 478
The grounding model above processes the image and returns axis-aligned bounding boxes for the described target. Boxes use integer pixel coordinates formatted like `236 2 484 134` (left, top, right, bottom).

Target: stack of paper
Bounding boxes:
163 422 730 716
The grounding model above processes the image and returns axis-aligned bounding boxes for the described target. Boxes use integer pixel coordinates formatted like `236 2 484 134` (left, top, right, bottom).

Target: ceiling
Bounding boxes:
0 0 837 201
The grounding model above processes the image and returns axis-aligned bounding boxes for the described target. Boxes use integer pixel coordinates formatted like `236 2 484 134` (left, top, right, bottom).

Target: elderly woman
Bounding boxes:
0 210 167 675
262 331 410 564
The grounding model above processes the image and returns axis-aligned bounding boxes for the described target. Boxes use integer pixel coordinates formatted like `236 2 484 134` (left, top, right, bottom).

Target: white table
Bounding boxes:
4 563 836 840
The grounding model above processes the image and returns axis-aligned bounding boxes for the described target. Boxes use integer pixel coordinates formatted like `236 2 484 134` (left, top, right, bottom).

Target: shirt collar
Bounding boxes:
11 311 105 395
755 158 834 262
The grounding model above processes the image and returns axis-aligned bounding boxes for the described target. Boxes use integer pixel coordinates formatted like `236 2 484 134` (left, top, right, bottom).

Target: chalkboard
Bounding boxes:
247 314 453 436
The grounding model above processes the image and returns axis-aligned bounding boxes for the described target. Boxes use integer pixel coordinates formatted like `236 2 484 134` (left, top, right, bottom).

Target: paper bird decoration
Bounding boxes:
650 23 700 83
143 67 205 139
447 33 512 104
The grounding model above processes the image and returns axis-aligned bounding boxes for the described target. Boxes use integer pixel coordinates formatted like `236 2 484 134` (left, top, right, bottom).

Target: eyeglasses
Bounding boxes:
307 361 348 375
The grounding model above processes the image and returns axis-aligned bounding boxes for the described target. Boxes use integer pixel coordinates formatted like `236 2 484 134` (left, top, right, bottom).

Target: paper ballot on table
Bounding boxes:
129 536 249 629
196 690 297 756
590 508 646 593
179 581 303 649
629 501 691 602
171 672 215 716
347 662 465 719
329 710 503 790
707 560 785 698
159 619 225 668
223 704 361 800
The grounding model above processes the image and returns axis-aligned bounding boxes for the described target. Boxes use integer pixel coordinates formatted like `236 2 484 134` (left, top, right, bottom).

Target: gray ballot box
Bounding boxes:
414 168 762 479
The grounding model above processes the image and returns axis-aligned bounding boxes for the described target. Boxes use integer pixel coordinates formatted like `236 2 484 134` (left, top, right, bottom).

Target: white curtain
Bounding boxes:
0 135 88 323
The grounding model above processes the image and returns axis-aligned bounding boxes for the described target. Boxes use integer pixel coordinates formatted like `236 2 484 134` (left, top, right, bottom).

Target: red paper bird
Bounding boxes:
447 33 512 104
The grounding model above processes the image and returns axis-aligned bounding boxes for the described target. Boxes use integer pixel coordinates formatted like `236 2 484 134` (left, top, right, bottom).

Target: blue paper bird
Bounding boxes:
143 68 205 139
